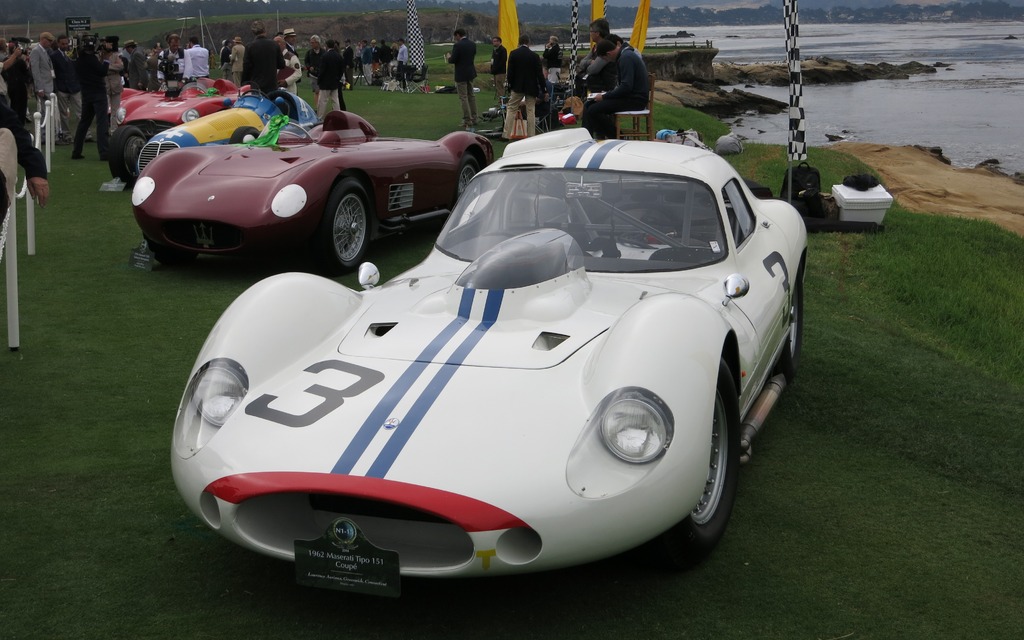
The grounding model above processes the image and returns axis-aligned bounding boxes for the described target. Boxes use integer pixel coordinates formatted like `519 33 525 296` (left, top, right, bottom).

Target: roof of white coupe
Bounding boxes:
490 129 730 185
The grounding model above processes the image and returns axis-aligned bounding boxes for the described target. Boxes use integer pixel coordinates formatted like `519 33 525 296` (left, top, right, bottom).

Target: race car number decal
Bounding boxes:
762 251 790 293
245 359 384 428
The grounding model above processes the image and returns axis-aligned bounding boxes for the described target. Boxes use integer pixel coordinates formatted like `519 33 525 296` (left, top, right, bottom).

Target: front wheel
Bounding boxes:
313 177 373 275
639 358 741 570
108 125 148 185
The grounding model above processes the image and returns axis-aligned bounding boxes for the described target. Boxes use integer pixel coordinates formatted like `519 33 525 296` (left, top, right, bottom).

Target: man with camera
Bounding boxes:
1 38 31 124
71 35 114 161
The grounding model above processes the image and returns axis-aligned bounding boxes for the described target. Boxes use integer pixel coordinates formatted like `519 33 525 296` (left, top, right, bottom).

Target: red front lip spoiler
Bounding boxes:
205 472 527 533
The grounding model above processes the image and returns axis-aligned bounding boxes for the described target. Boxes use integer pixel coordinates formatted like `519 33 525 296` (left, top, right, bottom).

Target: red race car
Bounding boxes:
131 111 493 275
110 78 240 184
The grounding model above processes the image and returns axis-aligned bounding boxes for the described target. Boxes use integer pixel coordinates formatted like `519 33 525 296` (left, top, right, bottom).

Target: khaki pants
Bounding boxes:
502 92 536 139
456 81 477 128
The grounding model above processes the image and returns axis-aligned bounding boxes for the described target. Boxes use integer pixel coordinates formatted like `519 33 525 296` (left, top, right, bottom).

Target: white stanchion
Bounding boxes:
4 184 21 351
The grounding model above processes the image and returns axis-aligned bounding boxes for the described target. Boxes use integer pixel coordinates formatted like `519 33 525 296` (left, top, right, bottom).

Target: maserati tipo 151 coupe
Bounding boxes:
171 128 807 593
131 111 492 274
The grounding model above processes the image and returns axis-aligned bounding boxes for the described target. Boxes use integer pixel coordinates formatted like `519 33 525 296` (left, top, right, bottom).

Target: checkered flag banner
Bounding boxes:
785 0 807 161
406 0 425 69
569 0 579 89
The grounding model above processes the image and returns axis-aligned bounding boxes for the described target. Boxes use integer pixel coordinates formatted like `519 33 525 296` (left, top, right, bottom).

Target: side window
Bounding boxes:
722 180 756 248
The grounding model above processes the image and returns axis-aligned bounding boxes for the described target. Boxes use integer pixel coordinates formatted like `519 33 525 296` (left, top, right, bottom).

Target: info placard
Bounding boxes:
294 518 401 597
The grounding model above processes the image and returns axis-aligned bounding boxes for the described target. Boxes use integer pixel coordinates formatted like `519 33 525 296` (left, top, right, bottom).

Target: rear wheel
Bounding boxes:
455 154 480 201
229 125 261 144
313 178 373 275
640 358 741 569
109 125 147 185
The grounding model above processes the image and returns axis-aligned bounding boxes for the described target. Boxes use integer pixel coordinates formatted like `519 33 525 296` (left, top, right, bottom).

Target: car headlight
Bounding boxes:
271 184 308 218
131 176 156 206
173 358 248 458
115 107 127 125
597 388 673 463
182 108 200 122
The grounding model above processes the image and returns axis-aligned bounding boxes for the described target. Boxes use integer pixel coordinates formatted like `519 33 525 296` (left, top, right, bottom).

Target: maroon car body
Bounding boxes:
131 111 493 274
110 78 240 184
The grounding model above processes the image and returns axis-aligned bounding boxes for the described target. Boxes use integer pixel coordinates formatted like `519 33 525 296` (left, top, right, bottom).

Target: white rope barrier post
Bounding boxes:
4 181 22 351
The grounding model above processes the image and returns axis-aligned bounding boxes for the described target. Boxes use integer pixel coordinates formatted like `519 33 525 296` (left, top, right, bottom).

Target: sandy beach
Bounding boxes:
832 143 1024 237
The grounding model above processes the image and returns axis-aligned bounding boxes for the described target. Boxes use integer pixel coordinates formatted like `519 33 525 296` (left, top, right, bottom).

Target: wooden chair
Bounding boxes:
615 73 656 141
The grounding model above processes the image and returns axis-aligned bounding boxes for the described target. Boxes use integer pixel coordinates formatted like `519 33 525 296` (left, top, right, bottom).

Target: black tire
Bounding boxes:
640 358 741 570
775 259 805 383
313 177 373 275
229 126 261 144
144 236 198 266
454 154 480 202
108 125 147 185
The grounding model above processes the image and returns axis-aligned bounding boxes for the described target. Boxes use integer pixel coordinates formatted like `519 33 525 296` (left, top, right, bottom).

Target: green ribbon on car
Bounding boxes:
199 88 220 97
246 114 290 147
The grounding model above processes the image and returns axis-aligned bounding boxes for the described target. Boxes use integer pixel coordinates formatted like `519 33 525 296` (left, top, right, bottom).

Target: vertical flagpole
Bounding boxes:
569 0 579 89
785 0 806 202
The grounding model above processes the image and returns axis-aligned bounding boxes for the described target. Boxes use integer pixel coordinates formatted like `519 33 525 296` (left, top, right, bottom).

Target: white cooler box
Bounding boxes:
831 184 893 223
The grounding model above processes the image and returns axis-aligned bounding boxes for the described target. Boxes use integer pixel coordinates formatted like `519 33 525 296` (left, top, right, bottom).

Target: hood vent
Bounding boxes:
532 332 569 351
366 322 398 338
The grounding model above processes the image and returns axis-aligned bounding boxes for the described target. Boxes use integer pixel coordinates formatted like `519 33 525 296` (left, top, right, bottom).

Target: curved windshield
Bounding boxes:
437 169 728 273
269 121 315 143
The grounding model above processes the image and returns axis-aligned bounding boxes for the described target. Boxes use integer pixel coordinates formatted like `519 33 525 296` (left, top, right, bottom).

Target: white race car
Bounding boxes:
172 128 807 593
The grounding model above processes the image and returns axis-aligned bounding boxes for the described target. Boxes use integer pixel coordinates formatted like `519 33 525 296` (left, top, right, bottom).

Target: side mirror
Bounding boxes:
723 273 749 305
358 262 380 289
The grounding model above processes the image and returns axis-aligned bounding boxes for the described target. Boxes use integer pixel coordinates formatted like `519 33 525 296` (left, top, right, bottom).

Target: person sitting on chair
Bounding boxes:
581 39 648 141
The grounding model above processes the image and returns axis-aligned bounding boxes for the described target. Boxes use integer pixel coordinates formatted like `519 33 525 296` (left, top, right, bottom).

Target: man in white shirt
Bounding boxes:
396 38 409 90
183 36 210 80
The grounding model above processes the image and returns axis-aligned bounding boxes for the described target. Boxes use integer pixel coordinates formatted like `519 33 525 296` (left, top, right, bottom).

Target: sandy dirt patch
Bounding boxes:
833 143 1024 237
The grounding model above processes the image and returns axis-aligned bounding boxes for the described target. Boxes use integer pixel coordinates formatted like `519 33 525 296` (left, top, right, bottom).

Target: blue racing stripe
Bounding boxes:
586 141 626 169
331 288 477 475
563 140 596 168
365 289 504 478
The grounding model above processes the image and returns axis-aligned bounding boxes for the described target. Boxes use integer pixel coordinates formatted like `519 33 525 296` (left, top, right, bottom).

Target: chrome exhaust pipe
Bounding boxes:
739 373 787 464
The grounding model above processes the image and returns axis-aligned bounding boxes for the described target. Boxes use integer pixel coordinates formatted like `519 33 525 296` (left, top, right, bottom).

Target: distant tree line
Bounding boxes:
3 0 1021 30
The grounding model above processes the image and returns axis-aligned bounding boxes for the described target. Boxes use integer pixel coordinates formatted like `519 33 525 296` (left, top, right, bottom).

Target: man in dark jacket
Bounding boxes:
242 20 285 94
50 35 82 145
342 40 355 88
447 28 478 130
316 40 346 118
71 40 112 160
502 34 546 140
582 40 649 141
489 36 507 97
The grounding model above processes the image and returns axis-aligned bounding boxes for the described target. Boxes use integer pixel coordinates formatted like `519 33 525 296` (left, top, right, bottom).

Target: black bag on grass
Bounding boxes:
780 161 825 218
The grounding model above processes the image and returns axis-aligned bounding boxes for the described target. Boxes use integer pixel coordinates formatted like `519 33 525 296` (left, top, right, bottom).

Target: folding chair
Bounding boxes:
615 73 656 141
405 65 429 93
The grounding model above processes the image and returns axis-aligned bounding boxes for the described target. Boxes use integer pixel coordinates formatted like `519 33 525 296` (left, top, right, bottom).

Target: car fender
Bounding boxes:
573 292 732 503
192 273 364 386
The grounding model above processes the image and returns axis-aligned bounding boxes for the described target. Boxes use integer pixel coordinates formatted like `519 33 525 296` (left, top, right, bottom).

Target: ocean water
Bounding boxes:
645 22 1024 174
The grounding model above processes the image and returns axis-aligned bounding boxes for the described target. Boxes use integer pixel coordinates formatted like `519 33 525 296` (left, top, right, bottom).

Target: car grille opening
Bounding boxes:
138 141 180 173
387 183 414 211
233 492 476 570
163 220 242 250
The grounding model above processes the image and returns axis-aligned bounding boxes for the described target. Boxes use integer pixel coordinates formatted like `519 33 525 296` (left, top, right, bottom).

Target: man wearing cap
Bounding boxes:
30 33 55 114
126 41 148 90
282 28 298 55
230 37 245 86
242 20 284 94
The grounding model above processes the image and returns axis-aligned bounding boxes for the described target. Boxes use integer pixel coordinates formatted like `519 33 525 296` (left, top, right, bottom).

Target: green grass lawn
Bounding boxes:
2 84 1023 639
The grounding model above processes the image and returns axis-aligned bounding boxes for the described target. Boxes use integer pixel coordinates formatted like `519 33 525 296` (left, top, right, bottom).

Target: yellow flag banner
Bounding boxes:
498 0 520 51
630 0 651 52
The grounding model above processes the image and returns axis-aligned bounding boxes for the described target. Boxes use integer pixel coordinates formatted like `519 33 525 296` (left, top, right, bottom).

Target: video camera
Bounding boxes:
79 34 120 55
7 36 30 54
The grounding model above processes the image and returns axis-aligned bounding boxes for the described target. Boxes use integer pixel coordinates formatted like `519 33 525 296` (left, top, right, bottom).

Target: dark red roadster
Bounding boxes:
130 111 493 274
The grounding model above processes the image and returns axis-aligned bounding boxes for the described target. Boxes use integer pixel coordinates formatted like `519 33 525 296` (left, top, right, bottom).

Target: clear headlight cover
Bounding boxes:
182 108 200 122
598 388 673 463
115 107 127 124
131 176 156 206
173 358 248 458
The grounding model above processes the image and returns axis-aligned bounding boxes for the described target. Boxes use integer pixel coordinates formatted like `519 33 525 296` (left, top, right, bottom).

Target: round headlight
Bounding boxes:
115 107 127 125
173 358 248 458
598 389 673 463
131 176 156 206
182 108 200 122
271 184 308 218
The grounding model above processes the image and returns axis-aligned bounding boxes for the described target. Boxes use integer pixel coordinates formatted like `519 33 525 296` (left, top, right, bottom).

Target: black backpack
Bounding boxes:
780 161 825 218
